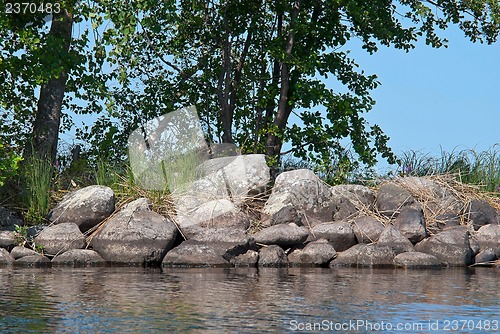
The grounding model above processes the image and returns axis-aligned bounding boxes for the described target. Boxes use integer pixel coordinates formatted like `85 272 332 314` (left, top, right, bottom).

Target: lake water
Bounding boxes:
0 266 498 333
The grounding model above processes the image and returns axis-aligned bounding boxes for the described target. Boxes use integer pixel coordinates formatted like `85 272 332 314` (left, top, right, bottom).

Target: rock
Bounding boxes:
10 246 40 259
469 237 480 256
162 240 248 267
52 249 106 267
330 244 395 268
48 185 115 232
14 254 51 267
376 183 416 218
0 230 17 250
472 223 500 252
0 207 23 230
311 221 356 251
262 169 334 226
230 250 259 267
189 227 254 245
377 224 414 254
90 198 178 265
394 252 442 269
253 223 309 248
397 177 462 221
474 249 497 264
465 200 498 230
34 223 86 256
0 248 13 264
352 216 385 244
393 207 427 244
258 245 288 267
331 185 375 221
414 226 473 266
288 239 337 266
175 199 249 239
199 154 270 202
435 213 461 230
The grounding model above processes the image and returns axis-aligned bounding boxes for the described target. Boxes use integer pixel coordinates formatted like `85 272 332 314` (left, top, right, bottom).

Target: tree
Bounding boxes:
81 0 498 179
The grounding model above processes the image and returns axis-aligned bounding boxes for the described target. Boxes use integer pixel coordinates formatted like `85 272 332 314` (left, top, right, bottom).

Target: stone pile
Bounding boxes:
1 155 499 269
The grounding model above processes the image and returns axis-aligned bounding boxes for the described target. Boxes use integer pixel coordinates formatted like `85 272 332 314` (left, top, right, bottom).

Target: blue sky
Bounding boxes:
344 26 500 169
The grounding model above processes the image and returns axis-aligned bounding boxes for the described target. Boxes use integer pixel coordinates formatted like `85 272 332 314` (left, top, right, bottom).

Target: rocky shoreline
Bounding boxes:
1 154 499 269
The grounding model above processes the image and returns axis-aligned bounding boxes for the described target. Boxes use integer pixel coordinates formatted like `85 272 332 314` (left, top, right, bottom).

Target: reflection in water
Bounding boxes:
0 267 498 333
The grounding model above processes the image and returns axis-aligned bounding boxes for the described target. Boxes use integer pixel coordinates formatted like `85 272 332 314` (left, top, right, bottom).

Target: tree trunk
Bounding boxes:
266 1 301 175
25 10 73 163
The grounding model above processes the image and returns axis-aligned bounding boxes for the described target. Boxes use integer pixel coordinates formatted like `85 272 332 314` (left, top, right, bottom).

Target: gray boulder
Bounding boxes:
311 221 356 251
394 252 442 269
90 198 178 265
34 223 86 256
253 223 309 248
188 227 254 245
10 246 40 259
162 240 249 267
330 244 395 268
0 230 17 250
288 239 337 266
52 249 106 267
230 250 259 267
14 254 51 267
175 199 249 239
0 248 13 264
262 169 334 226
474 249 497 264
376 183 416 218
414 226 473 266
48 185 115 232
377 224 414 254
352 216 385 244
331 185 375 221
258 245 288 267
393 207 427 243
472 223 500 252
465 200 498 230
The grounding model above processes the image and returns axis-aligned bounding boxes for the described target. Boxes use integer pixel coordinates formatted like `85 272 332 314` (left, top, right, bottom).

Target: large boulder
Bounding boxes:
330 244 395 268
34 223 86 256
258 245 288 267
393 207 427 244
188 227 254 244
262 169 334 226
253 223 309 248
14 254 51 267
377 224 414 254
0 230 17 250
311 221 356 251
230 250 259 267
10 246 40 259
90 198 178 265
288 239 337 266
198 154 270 202
352 216 385 244
376 183 416 218
52 249 106 267
472 223 500 253
48 185 115 232
162 240 249 267
393 252 442 269
465 200 498 230
175 199 249 239
0 247 13 264
330 185 375 221
414 226 473 266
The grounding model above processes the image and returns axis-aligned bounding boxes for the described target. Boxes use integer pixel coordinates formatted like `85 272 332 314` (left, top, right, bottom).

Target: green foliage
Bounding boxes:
0 140 23 187
397 146 500 193
22 156 54 225
13 224 44 253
